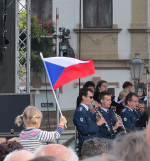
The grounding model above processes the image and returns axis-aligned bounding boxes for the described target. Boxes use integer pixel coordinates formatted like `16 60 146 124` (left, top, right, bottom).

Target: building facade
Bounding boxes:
31 0 150 111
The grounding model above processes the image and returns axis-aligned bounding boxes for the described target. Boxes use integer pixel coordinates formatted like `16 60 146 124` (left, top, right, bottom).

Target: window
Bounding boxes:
83 0 112 28
31 0 52 21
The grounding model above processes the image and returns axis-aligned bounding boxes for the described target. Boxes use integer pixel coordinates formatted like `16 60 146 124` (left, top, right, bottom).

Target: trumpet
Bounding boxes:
92 103 112 135
111 106 127 134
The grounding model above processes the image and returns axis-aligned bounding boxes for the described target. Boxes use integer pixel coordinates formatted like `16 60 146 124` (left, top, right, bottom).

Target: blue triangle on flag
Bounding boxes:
44 61 65 87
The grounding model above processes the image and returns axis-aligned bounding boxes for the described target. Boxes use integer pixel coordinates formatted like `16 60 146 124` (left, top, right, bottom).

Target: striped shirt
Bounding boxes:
19 126 63 152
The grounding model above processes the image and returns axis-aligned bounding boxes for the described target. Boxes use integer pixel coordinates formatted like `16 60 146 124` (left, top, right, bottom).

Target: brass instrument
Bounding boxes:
111 107 127 134
92 103 112 135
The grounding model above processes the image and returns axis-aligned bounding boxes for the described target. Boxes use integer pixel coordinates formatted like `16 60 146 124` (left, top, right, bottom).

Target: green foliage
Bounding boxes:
19 10 55 75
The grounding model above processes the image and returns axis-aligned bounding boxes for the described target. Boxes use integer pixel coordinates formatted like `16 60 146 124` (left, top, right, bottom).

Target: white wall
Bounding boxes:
53 0 81 55
113 0 132 59
58 69 131 110
32 1 141 110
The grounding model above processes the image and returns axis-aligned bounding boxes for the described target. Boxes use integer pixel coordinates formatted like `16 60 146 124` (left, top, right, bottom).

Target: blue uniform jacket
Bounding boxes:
73 104 103 141
120 106 143 131
98 107 118 139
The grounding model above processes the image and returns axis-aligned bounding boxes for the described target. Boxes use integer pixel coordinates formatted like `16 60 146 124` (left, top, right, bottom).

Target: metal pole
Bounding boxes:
56 8 60 128
15 0 19 93
78 0 81 92
146 73 149 108
27 0 31 93
134 80 139 94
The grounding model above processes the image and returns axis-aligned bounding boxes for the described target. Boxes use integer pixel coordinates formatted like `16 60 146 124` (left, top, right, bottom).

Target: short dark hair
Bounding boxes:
96 80 107 91
125 92 138 105
83 81 95 88
81 137 108 159
98 91 111 103
139 100 145 105
122 81 133 89
0 141 23 160
79 88 93 102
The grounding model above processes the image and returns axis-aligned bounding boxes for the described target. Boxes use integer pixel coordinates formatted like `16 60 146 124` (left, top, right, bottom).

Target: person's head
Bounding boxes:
4 150 34 161
0 141 24 161
125 92 138 110
15 106 43 129
83 81 95 93
0 138 6 144
99 92 111 109
119 90 129 106
122 81 133 92
81 137 108 159
79 88 93 106
34 144 78 161
96 80 108 93
29 156 62 161
108 131 149 161
138 100 145 113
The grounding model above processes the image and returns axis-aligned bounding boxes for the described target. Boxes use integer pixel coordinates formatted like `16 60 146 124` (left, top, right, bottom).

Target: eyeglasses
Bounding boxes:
86 96 93 99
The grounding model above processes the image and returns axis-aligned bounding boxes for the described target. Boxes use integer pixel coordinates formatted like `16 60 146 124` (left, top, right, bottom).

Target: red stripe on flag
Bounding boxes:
53 60 95 90
56 14 59 19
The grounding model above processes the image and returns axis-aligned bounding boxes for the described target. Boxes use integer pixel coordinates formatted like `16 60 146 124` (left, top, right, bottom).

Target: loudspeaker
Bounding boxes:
0 93 35 133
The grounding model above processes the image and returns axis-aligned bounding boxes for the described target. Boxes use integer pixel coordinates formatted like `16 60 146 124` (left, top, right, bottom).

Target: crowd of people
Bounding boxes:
0 80 149 161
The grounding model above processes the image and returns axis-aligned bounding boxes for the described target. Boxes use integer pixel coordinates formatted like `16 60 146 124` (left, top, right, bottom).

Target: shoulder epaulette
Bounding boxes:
78 106 83 111
122 108 127 112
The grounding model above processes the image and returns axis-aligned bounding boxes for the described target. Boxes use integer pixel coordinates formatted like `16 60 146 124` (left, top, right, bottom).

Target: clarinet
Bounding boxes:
136 107 144 116
111 107 127 134
92 103 112 135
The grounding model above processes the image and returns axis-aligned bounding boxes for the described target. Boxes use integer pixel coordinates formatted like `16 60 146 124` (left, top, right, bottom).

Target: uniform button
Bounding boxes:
88 134 90 136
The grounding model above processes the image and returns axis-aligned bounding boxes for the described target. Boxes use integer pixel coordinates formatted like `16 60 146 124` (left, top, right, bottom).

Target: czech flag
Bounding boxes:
42 57 95 90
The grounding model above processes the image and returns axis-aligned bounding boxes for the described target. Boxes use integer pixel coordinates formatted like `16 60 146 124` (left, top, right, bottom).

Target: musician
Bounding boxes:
73 88 106 145
93 80 108 102
122 81 133 92
120 92 144 131
118 81 132 101
138 100 146 114
93 80 118 107
98 91 123 139
76 81 95 108
116 90 129 115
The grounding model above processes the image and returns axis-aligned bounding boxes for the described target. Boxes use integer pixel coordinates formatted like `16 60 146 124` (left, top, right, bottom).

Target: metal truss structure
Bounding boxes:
15 0 30 93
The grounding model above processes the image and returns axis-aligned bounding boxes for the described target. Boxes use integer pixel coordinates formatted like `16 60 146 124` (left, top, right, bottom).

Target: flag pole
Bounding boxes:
147 69 149 107
40 53 67 128
56 8 60 130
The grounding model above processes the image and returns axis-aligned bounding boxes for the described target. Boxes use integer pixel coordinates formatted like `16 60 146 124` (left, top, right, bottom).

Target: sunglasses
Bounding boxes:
87 96 93 99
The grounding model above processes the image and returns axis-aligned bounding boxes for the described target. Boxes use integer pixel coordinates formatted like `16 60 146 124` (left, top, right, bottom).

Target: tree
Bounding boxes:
19 10 55 75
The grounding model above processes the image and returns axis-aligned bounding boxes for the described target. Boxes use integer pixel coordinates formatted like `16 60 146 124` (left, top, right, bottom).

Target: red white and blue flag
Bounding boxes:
42 57 95 90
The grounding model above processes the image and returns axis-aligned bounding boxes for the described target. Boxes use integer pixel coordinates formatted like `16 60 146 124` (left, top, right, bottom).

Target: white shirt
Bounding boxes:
80 103 89 111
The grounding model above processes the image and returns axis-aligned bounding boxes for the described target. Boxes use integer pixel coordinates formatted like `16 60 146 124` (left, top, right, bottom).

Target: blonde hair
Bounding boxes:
15 106 43 127
119 90 129 100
